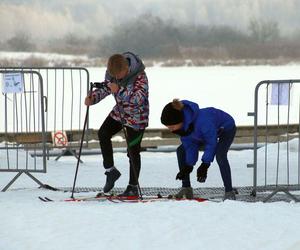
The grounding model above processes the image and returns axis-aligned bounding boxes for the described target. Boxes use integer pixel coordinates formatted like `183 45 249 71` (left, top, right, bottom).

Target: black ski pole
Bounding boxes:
113 94 143 200
71 82 93 198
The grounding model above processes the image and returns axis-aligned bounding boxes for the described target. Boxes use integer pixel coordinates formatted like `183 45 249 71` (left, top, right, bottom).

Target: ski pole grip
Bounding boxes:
92 82 106 89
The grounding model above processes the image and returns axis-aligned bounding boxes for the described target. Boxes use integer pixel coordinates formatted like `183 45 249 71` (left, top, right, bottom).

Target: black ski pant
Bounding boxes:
98 115 144 186
176 144 192 188
216 125 236 192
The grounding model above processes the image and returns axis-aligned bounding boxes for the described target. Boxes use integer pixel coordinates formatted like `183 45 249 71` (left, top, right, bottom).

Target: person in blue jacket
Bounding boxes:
160 99 236 200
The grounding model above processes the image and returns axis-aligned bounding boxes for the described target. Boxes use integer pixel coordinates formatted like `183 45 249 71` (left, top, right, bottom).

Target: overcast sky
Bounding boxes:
0 0 299 41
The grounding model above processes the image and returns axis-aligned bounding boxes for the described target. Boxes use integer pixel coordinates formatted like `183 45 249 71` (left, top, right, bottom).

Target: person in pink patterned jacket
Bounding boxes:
85 52 149 197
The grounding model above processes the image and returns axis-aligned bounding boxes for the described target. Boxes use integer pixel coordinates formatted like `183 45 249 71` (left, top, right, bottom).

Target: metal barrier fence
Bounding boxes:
0 70 47 191
248 80 300 201
0 67 90 161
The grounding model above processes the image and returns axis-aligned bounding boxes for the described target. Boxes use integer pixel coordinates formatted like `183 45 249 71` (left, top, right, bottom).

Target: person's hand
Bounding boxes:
176 166 193 180
84 95 94 106
108 82 120 93
197 163 210 182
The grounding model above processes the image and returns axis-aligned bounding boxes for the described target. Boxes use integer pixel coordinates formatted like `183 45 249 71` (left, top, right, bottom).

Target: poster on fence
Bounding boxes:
270 83 291 105
51 131 69 147
1 73 24 93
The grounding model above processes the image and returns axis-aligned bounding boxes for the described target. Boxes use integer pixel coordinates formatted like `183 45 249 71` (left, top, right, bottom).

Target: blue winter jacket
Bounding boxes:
180 100 235 166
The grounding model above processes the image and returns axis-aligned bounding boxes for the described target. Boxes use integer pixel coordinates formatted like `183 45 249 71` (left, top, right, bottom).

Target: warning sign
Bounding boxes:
52 131 68 147
2 72 24 93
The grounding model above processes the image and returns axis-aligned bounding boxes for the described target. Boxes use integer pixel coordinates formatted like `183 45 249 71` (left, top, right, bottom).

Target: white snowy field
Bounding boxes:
2 65 300 132
0 138 300 250
0 51 89 65
87 65 300 129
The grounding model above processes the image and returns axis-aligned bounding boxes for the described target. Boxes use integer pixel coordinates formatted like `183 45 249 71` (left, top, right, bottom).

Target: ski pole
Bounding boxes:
113 93 143 200
71 82 93 198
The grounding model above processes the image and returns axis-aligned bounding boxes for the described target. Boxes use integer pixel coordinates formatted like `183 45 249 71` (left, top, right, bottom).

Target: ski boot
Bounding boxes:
223 190 236 200
174 187 194 199
118 184 139 197
103 167 121 193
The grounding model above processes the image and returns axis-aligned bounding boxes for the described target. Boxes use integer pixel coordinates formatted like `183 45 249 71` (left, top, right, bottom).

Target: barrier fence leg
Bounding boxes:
1 172 23 192
1 171 45 192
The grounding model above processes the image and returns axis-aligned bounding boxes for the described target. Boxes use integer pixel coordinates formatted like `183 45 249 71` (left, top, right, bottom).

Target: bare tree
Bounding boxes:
7 32 35 51
248 19 280 43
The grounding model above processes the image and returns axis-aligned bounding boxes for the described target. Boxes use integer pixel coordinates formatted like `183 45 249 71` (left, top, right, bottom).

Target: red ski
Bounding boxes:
39 194 220 203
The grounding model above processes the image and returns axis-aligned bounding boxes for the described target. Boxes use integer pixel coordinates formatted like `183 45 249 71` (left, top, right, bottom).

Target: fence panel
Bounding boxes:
0 70 47 190
250 80 300 201
0 67 90 160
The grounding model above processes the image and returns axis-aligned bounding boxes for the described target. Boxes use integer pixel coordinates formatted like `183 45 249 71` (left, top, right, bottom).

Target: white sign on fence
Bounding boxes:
2 73 24 93
270 83 291 105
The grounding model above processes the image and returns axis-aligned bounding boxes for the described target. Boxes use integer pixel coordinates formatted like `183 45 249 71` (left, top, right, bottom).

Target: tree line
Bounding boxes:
1 15 300 65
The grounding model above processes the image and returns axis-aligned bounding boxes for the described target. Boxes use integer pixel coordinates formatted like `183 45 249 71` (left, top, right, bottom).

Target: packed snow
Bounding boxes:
0 140 300 250
1 65 300 250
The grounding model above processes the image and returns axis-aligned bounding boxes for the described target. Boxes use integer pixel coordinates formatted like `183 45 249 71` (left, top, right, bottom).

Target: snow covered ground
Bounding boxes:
2 64 300 131
1 65 300 250
0 138 300 250
87 65 300 129
0 51 89 66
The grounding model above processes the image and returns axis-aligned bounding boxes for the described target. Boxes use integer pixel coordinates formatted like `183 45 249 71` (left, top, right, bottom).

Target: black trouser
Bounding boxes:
215 126 236 192
98 115 144 185
176 144 192 188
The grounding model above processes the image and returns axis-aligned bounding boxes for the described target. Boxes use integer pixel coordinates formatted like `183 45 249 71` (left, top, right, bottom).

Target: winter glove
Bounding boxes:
197 163 210 182
176 166 193 180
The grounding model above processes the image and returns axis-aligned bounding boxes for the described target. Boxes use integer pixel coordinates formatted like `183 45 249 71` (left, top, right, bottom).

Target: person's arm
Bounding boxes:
181 138 200 166
92 87 111 104
117 73 148 104
201 127 218 163
84 81 111 106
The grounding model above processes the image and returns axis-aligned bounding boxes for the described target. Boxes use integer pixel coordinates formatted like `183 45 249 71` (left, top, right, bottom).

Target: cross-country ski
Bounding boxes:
38 194 217 203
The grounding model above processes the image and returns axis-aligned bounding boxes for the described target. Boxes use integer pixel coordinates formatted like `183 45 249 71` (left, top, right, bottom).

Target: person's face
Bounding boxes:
115 67 129 80
166 122 183 132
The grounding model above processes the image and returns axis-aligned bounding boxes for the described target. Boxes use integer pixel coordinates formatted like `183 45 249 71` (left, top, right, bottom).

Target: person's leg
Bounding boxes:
176 144 191 187
215 126 236 192
98 116 122 193
125 127 144 185
98 116 122 169
117 127 144 196
174 144 193 199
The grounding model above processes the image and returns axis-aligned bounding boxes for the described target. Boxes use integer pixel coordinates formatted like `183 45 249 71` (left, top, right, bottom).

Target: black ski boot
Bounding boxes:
223 190 236 200
118 185 139 197
103 167 121 193
174 187 194 199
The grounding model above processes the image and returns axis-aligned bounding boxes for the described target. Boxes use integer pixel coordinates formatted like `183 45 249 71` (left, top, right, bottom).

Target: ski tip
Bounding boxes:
38 196 53 202
38 196 46 202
